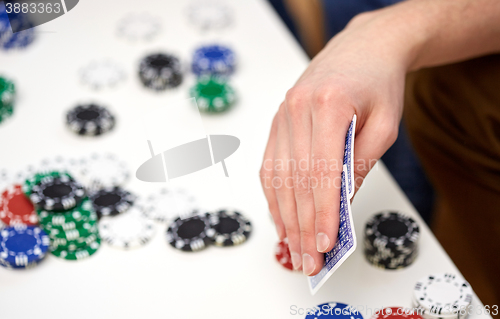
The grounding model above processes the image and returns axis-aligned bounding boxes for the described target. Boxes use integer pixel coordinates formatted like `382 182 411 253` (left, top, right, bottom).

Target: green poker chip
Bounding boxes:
51 236 101 260
50 233 100 251
190 76 236 113
37 198 94 226
45 223 98 240
23 170 72 196
0 77 15 122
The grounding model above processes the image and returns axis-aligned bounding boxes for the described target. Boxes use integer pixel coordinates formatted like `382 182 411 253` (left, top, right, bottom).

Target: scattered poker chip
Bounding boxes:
166 213 216 252
0 168 10 192
29 173 85 211
0 10 36 51
190 76 236 113
186 1 233 31
364 211 420 270
51 232 99 251
89 186 135 218
143 188 198 223
23 170 69 196
37 156 73 176
305 302 364 319
40 209 97 233
74 153 130 190
210 209 251 247
37 197 94 226
138 53 183 91
413 273 473 317
275 238 293 271
0 76 15 125
117 13 161 42
0 184 38 226
66 103 116 136
51 236 101 260
99 205 156 250
192 44 236 77
0 225 49 268
371 307 424 319
79 60 126 90
46 222 97 241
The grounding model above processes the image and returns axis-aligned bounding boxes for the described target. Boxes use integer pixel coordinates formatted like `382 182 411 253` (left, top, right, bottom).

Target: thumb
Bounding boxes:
352 111 399 194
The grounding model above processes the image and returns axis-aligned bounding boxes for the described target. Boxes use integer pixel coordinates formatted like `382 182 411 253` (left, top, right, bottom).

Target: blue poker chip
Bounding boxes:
192 45 236 77
0 6 36 50
0 225 49 267
305 302 364 319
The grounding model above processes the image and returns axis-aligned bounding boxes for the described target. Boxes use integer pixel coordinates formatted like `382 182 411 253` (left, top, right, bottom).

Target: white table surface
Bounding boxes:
0 0 491 318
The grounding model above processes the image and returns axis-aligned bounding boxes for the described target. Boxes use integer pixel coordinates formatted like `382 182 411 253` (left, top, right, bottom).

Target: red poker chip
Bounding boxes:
371 307 424 319
275 238 293 271
0 184 38 226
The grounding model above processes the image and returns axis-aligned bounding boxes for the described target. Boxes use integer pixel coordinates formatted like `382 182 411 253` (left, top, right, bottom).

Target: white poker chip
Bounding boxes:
0 168 11 193
143 188 199 223
99 205 156 250
73 153 130 191
117 13 161 42
413 273 473 316
80 60 126 90
186 1 233 31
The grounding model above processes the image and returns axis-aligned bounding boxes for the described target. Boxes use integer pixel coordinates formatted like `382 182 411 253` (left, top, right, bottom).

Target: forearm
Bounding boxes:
342 0 500 72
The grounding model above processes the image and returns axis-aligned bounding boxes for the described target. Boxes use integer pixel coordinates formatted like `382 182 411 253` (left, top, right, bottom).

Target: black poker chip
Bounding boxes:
89 186 135 218
138 53 183 91
66 103 116 136
210 209 252 247
364 211 420 269
166 213 216 252
29 174 86 211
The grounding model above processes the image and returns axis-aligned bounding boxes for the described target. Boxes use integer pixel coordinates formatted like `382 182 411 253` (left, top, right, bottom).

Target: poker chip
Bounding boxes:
0 225 49 268
0 10 36 51
371 307 424 319
37 197 94 226
192 44 236 77
0 168 10 192
210 209 251 247
412 273 473 318
80 60 126 90
143 188 198 223
0 184 38 226
99 205 156 250
305 302 364 319
89 186 135 218
40 209 97 233
166 213 216 252
0 76 15 125
29 173 86 211
23 170 68 196
190 76 236 113
66 103 116 136
51 233 99 251
186 1 233 31
364 211 420 270
46 223 97 241
51 236 101 260
138 53 183 91
117 13 161 42
74 153 130 190
275 238 293 271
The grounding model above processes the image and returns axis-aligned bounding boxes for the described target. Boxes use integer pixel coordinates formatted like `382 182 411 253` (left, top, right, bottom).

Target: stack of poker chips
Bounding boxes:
24 171 101 261
166 209 252 252
0 225 50 269
370 307 423 319
305 302 364 319
65 103 116 137
412 273 473 319
364 211 420 269
190 45 237 113
138 53 183 91
0 76 15 125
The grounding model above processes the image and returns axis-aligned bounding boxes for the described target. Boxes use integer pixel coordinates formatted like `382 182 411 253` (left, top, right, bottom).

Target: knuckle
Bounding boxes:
299 228 315 239
285 86 306 114
310 156 332 179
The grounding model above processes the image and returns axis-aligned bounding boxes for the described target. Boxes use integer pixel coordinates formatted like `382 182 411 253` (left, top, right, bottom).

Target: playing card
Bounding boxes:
343 114 356 199
308 166 357 295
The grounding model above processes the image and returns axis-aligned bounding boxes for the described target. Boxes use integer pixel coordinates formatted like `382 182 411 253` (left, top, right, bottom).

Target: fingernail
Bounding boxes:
302 253 316 276
291 252 302 270
316 233 330 252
